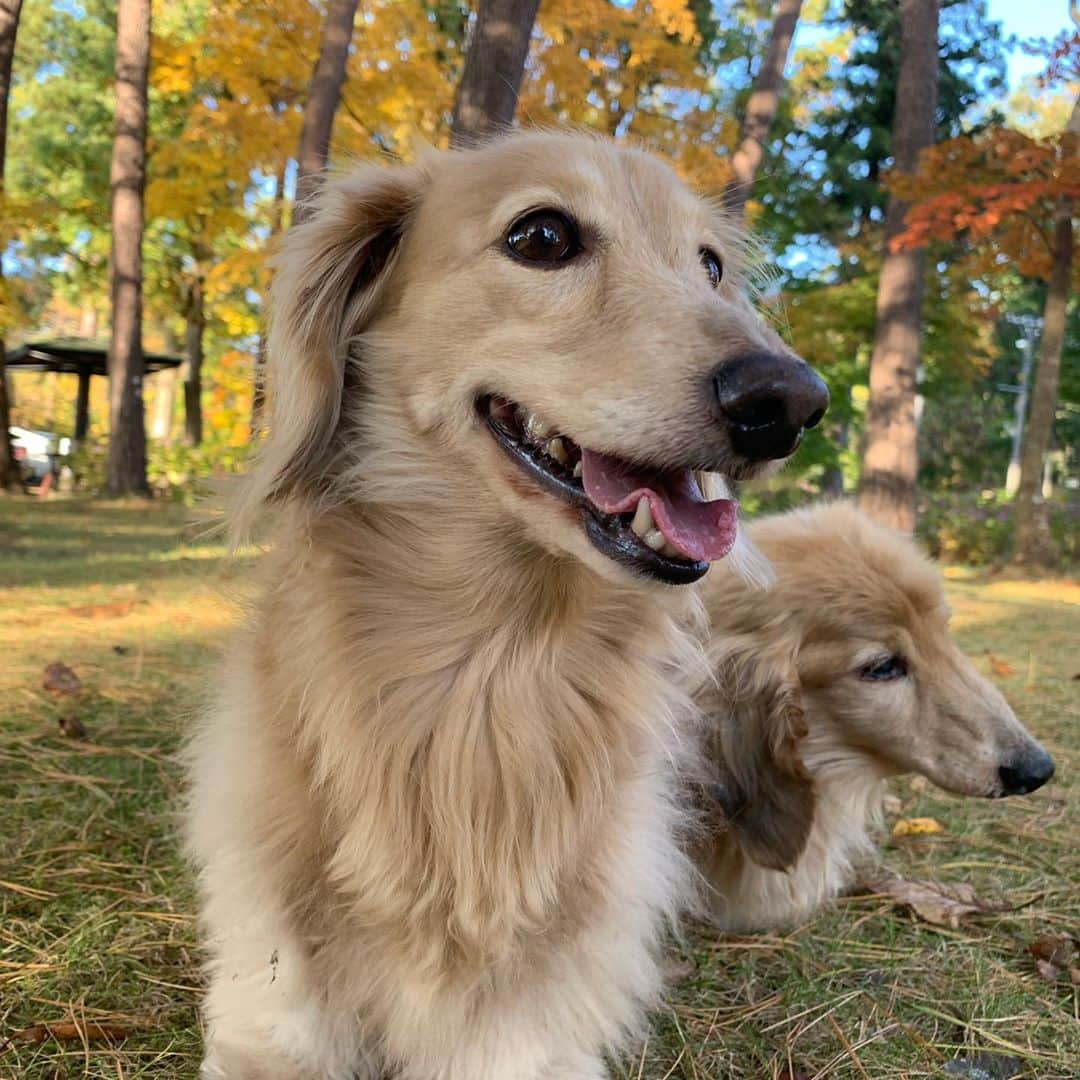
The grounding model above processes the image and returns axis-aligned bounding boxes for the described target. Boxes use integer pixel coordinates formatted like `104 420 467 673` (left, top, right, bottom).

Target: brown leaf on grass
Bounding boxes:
1027 934 1080 984
862 876 1010 928
41 661 82 696
65 600 134 619
57 713 88 739
4 1020 131 1047
984 650 1015 677
777 1069 811 1080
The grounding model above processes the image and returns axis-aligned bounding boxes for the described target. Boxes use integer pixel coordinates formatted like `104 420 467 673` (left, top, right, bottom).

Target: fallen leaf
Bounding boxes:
984 650 1015 678
41 662 82 696
863 876 1010 928
57 714 88 739
1026 934 1079 983
5 1020 131 1046
892 816 944 837
113 644 132 656
65 600 135 619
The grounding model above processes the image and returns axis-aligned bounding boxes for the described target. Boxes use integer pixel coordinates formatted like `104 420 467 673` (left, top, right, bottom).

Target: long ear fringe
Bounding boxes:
709 639 815 872
229 162 429 547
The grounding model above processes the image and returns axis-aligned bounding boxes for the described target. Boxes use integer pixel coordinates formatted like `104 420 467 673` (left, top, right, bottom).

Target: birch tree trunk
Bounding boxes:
856 0 940 533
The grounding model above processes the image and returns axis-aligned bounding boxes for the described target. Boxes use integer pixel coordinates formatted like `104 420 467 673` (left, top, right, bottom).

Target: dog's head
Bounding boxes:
244 132 828 587
705 503 1055 871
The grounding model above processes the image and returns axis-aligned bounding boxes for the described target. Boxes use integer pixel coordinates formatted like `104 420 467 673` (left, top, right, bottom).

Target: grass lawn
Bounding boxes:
0 497 1076 1079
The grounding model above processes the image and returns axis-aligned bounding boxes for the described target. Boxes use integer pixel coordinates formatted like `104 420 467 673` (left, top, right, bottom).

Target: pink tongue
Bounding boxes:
581 449 737 563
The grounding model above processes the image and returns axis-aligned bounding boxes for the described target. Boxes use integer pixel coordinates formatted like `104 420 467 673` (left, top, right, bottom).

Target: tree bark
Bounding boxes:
183 274 204 447
105 0 150 495
450 0 539 149
1013 99 1079 564
723 0 803 219
75 370 91 443
856 0 940 533
0 0 24 491
293 0 359 225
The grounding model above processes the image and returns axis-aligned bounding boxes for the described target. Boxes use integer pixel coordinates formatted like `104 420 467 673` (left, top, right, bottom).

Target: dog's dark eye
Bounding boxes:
859 654 908 681
700 247 723 288
506 210 581 265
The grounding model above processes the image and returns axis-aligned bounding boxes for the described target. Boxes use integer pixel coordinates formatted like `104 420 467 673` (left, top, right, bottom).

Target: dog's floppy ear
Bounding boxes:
234 161 429 538
707 640 814 872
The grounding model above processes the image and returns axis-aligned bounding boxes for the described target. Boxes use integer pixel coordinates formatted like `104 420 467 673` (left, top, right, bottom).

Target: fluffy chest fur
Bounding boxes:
236 507 706 1002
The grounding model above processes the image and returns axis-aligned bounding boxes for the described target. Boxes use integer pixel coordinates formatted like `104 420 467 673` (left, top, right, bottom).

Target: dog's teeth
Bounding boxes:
525 414 552 440
661 541 681 558
547 437 568 465
573 460 583 478
643 529 666 551
630 496 654 538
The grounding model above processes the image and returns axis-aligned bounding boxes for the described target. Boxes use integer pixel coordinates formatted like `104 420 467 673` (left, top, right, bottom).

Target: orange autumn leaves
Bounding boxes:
890 125 1080 282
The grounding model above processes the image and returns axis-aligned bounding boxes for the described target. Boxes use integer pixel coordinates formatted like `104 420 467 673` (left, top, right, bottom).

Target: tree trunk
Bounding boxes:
293 0 359 225
1013 213 1074 564
821 419 849 497
75 370 91 443
856 0 939 533
252 157 288 429
450 0 539 149
183 275 204 447
0 0 24 491
723 0 803 219
105 0 150 496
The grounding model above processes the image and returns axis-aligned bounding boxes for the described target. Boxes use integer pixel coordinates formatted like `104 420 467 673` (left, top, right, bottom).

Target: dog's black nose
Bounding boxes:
712 352 830 462
998 747 1055 796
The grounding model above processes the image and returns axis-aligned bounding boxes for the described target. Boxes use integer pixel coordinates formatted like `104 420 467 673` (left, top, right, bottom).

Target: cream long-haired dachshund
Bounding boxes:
694 503 1055 931
185 131 829 1080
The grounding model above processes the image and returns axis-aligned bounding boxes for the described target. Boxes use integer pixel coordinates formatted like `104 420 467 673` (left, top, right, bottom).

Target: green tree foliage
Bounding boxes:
761 0 1008 253
7 0 115 312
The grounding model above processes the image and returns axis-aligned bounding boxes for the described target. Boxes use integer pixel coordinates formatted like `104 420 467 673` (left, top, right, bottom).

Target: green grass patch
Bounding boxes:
0 497 1076 1079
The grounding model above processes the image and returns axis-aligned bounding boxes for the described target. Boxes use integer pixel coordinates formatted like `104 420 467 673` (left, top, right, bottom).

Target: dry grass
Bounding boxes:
0 497 1076 1079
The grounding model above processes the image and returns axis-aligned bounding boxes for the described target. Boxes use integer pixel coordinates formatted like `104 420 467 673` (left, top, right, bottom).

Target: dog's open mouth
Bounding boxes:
480 396 737 585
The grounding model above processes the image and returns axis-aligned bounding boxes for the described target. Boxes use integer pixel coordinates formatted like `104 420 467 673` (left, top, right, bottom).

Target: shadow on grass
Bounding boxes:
0 496 245 591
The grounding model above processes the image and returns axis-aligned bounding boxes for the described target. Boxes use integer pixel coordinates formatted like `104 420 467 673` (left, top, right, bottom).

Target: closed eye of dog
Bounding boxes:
859 654 908 681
